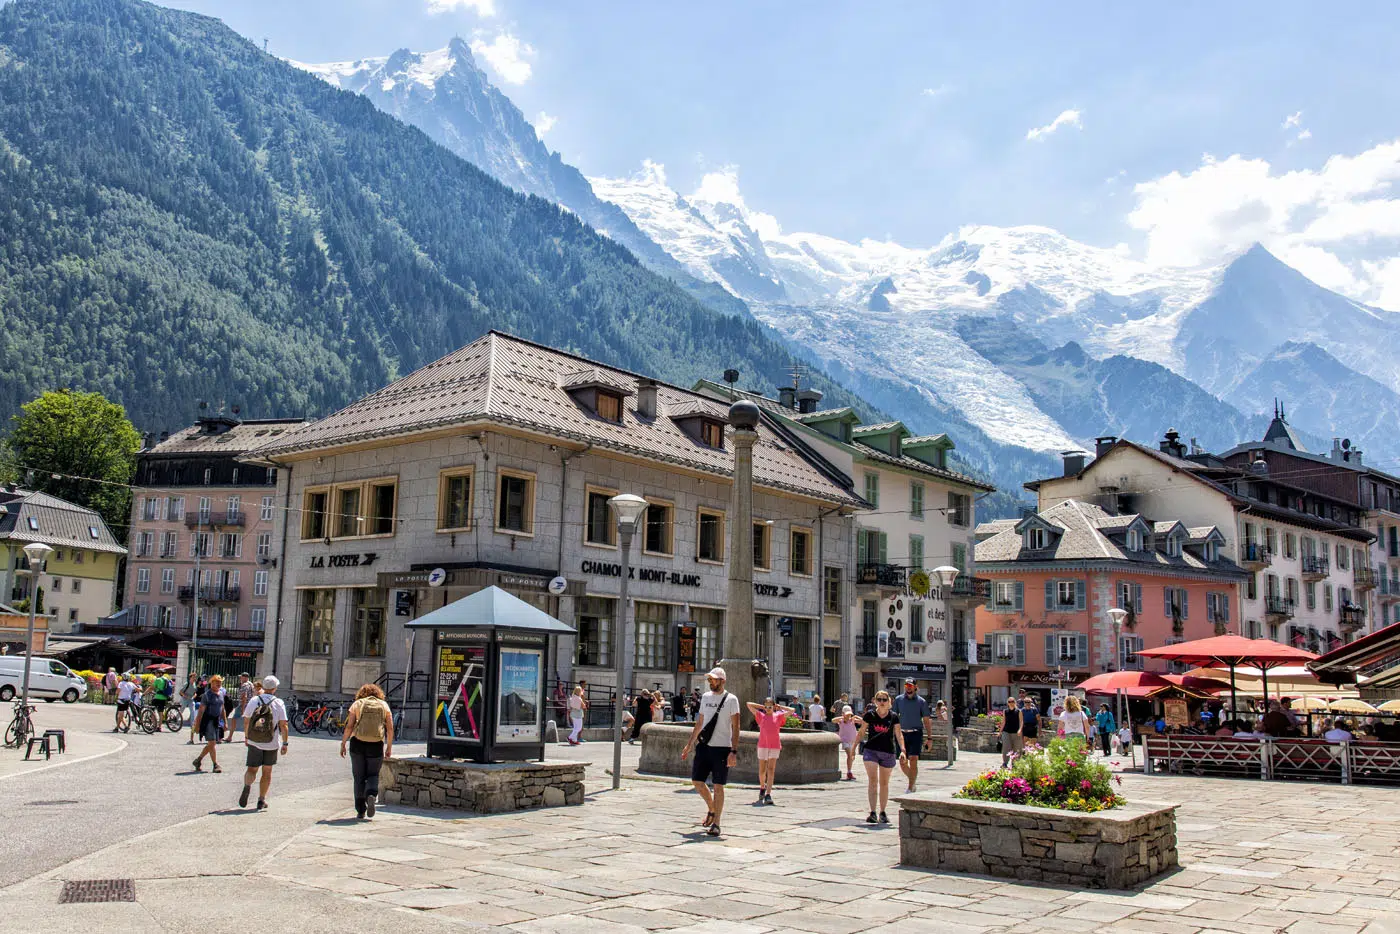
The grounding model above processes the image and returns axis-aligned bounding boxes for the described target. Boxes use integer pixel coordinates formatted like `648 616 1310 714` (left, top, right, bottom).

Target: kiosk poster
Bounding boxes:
676 625 697 673
1163 698 1189 728
496 647 542 742
434 643 486 742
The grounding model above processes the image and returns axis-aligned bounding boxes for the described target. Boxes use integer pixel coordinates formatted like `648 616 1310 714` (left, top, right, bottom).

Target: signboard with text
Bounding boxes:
676 625 697 673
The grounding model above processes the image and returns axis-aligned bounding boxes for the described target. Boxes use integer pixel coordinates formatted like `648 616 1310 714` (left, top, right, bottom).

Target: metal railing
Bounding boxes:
948 577 991 601
1353 566 1377 589
185 510 245 528
950 640 991 664
1265 596 1295 618
1240 542 1271 565
1144 734 1400 786
177 585 242 603
1302 555 1330 578
1340 605 1366 628
857 563 907 587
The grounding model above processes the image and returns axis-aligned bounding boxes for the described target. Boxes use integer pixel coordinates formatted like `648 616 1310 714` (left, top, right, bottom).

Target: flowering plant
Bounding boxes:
955 737 1125 813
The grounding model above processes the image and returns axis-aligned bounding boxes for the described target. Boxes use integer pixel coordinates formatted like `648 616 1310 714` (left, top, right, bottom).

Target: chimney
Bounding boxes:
1094 435 1117 458
777 386 797 410
1331 438 1344 461
1062 450 1088 477
636 379 659 419
158 430 169 443
1353 449 1364 466
1160 428 1184 458
796 388 823 414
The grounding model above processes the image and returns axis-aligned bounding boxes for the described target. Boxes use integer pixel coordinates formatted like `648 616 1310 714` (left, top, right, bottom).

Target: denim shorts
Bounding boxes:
862 748 899 769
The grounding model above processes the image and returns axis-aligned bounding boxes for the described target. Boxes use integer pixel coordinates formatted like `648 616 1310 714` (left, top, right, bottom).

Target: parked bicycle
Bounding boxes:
320 702 348 735
137 701 184 734
4 700 36 748
293 698 333 734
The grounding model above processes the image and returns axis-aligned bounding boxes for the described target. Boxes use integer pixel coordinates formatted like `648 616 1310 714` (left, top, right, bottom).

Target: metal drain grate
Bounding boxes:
27 800 79 806
59 879 135 904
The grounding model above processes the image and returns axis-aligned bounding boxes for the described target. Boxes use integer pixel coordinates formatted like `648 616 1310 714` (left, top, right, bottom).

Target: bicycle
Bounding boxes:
4 700 35 748
293 698 332 734
321 702 348 735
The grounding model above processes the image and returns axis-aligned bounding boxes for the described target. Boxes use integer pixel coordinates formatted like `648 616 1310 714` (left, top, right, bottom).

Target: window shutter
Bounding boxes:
985 585 995 611
1076 634 1089 668
1133 583 1143 613
234 535 243 558
1014 582 1024 611
1044 634 1055 665
1164 586 1173 616
857 533 868 566
984 633 994 662
1015 634 1026 667
1075 580 1086 611
1045 579 1055 611
1222 595 1230 621
878 533 888 564
1180 590 1188 619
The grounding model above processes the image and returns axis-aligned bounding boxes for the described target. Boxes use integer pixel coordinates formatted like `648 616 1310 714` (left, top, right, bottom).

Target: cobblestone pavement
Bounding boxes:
257 743 1399 933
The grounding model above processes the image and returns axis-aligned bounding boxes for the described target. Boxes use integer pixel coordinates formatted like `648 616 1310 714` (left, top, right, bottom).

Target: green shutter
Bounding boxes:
878 532 888 564
1014 634 1026 666
1045 633 1056 665
1014 582 1024 611
1045 579 1056 611
857 532 868 566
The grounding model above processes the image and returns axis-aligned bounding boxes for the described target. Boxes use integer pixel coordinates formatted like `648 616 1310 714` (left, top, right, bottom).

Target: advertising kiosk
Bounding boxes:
407 585 575 764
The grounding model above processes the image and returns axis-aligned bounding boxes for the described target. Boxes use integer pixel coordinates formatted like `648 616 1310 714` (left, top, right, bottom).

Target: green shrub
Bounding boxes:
955 737 1124 812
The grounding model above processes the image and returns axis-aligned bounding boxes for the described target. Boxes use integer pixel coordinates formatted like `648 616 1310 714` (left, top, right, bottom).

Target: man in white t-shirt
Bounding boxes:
807 695 826 728
239 675 289 811
681 667 741 837
114 675 137 731
1322 718 1354 743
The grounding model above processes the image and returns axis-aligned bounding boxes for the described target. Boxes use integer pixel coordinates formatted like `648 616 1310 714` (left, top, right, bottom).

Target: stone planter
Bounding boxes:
637 722 840 783
957 726 1002 754
379 756 585 813
896 789 1178 889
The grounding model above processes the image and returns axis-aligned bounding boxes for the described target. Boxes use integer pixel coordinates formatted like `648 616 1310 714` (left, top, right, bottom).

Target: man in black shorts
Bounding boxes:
681 667 741 837
892 679 932 793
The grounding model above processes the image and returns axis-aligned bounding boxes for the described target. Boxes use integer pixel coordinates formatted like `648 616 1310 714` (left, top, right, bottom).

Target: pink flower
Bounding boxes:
1080 779 1091 790
1111 761 1120 766
1066 760 1077 767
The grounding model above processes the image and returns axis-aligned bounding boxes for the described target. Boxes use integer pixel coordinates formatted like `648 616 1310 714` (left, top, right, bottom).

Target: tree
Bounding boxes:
7 390 142 537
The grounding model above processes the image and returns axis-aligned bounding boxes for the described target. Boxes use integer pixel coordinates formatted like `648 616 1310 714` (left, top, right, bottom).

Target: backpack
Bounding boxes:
247 696 277 744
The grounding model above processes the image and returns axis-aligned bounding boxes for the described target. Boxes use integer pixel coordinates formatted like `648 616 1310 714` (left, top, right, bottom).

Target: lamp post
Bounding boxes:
19 542 54 718
1107 607 1129 729
719 401 761 724
931 565 960 764
607 492 647 791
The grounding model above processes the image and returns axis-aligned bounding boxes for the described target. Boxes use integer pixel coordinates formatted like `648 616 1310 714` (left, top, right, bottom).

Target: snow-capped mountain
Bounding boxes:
592 163 1400 469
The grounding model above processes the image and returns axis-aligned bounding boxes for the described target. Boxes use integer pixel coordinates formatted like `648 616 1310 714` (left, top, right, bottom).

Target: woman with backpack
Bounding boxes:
340 684 395 820
191 674 226 773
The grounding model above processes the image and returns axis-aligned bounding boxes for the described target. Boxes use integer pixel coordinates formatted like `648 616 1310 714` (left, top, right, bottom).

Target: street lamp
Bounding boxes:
1107 606 1129 728
19 542 53 719
931 565 960 764
607 492 647 790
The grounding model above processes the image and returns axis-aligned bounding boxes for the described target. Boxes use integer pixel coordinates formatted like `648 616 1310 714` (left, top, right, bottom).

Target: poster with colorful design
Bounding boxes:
434 642 486 742
495 647 542 743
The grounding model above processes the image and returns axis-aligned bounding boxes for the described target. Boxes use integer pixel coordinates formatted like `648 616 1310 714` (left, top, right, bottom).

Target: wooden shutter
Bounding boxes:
1180 590 1188 619
1045 579 1056 611
1133 583 1143 613
1221 594 1229 621
1013 582 1024 611
985 583 995 611
1076 634 1089 668
1044 634 1056 666
1075 580 1086 610
984 633 995 662
857 532 868 566
878 533 888 564
1014 634 1026 666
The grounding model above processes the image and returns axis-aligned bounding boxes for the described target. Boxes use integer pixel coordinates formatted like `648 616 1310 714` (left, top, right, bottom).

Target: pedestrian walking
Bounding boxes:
806 694 826 730
746 698 794 805
103 667 118 704
830 693 851 723
892 679 932 793
835 704 862 780
113 673 137 732
191 675 226 773
1095 705 1118 753
151 671 174 731
629 689 654 744
239 675 290 811
339 683 394 819
1020 694 1040 749
1059 696 1091 744
1000 698 1023 766
179 673 199 744
226 673 254 741
566 685 587 745
856 690 906 825
680 667 741 837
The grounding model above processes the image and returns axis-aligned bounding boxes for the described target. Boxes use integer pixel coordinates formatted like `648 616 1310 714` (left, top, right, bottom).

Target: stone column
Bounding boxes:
719 401 760 717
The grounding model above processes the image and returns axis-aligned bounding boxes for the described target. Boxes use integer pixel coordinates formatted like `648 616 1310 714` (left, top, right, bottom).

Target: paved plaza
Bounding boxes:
2 706 1398 933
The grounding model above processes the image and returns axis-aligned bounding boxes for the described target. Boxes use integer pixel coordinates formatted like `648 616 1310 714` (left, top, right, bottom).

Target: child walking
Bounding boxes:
747 698 794 804
835 704 862 780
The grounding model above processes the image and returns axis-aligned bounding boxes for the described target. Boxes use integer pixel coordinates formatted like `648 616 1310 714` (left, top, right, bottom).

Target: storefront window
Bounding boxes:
754 613 770 661
299 589 335 655
634 601 670 669
351 589 386 657
782 617 812 676
576 597 613 667
692 607 722 670
909 604 925 643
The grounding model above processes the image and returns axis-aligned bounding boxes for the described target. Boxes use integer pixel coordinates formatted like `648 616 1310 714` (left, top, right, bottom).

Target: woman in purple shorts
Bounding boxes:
855 690 906 825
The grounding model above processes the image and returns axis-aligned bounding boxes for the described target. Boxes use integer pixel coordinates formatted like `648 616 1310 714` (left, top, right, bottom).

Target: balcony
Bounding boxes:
1239 542 1272 570
1265 596 1295 619
857 563 907 589
950 640 993 665
1353 566 1377 590
1301 555 1330 581
177 585 242 604
184 510 246 529
1340 605 1366 630
856 633 879 657
947 576 991 605
198 626 266 642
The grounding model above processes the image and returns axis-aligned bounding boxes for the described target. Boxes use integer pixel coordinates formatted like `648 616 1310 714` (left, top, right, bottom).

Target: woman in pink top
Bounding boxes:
746 698 794 805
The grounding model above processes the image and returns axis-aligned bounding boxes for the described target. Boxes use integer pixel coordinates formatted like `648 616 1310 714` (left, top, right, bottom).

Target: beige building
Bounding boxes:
0 489 125 633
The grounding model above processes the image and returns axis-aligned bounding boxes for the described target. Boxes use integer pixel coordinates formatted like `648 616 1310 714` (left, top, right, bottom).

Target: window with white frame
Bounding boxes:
261 496 275 520
992 580 1022 611
1126 528 1142 552
254 570 269 597
160 568 174 594
1026 527 1048 550
257 532 271 557
136 568 150 593
634 601 671 669
250 607 267 630
1120 635 1144 670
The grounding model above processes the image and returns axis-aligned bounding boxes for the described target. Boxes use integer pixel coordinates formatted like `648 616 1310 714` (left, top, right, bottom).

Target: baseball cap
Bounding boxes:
262 675 280 691
707 667 726 680
904 678 917 685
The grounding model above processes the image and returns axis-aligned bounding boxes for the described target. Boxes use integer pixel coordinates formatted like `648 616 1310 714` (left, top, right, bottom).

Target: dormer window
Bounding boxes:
1166 535 1182 557
1203 542 1217 562
700 420 724 448
27 516 38 531
596 392 623 423
1125 529 1142 552
1026 528 1048 550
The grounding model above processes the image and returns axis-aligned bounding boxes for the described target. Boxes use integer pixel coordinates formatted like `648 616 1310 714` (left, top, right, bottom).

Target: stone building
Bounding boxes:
244 332 862 703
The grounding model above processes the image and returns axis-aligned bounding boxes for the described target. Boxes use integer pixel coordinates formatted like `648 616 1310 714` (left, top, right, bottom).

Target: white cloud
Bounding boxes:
534 111 557 135
1281 110 1311 145
469 32 534 84
1283 111 1303 129
921 84 949 98
1127 141 1400 308
1026 109 1082 142
426 0 496 14
689 166 783 240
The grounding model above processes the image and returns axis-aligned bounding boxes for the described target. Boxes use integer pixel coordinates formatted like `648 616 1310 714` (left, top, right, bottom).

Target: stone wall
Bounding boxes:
637 723 840 783
897 790 1178 889
379 757 585 813
957 724 1001 754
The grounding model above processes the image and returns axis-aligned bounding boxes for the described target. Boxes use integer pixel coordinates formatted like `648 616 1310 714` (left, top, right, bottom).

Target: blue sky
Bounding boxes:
167 1 1400 304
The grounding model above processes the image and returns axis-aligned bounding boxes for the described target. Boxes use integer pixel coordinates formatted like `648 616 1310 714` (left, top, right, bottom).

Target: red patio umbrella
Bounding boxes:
144 663 175 672
1078 670 1174 697
1136 635 1318 715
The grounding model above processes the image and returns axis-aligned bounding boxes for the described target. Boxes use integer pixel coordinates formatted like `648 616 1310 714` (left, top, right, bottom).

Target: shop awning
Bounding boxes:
1309 620 1400 685
406 585 575 633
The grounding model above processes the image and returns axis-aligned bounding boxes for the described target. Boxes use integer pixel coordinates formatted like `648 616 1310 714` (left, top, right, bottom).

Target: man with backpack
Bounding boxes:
680 667 741 837
239 675 290 811
151 672 174 731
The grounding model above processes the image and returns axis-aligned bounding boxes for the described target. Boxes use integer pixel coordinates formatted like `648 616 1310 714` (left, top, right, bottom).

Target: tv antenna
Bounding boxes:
787 362 809 392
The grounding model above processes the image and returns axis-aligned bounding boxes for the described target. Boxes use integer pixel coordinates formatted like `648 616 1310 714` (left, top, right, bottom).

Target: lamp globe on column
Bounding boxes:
607 493 648 530
1106 607 1129 670
23 541 54 568
931 565 959 590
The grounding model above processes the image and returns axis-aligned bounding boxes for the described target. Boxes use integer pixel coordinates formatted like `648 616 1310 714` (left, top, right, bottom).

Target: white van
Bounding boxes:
0 656 87 703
